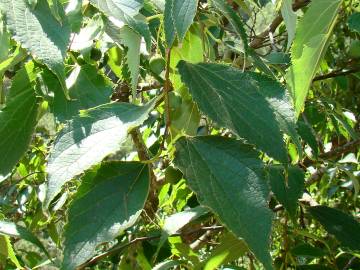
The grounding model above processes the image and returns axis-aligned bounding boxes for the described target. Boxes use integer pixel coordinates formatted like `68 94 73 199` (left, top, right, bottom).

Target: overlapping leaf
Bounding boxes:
62 162 149 269
45 98 156 207
0 0 71 89
286 0 342 116
177 61 298 162
174 136 273 269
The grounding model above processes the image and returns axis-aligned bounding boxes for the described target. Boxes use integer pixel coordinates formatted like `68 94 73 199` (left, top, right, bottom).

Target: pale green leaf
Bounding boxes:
174 136 273 270
0 221 50 258
202 233 248 270
62 161 149 270
177 61 293 162
0 0 71 89
90 0 143 20
0 63 39 181
164 0 198 46
286 0 342 117
281 0 297 51
45 98 156 207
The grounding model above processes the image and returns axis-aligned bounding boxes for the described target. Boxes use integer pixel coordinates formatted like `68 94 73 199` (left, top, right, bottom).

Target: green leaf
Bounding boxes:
105 22 141 98
153 260 184 270
0 221 50 259
280 0 297 51
45 98 156 207
267 166 304 218
291 243 328 258
308 206 360 251
201 233 248 270
174 136 273 270
297 120 319 156
164 0 198 47
348 12 360 33
177 61 293 162
0 63 39 181
0 20 10 62
62 161 149 270
43 65 112 122
286 0 342 117
90 0 144 20
0 0 71 89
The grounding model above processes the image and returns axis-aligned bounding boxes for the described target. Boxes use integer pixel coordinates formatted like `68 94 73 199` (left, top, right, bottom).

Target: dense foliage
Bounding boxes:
0 0 359 269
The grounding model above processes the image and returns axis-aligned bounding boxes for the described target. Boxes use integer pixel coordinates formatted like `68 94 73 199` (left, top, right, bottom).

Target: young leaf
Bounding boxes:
45 98 156 207
177 61 295 162
164 0 198 47
0 221 50 258
0 0 71 90
174 136 273 270
0 64 39 181
308 206 360 251
62 162 149 270
267 166 304 218
286 0 342 117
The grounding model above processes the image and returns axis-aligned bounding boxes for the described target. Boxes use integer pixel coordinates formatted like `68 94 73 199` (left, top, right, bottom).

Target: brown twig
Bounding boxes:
313 67 360 81
249 0 311 49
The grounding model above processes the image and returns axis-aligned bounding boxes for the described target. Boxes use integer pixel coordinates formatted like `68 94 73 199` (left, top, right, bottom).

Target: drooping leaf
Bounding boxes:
308 206 360 251
164 0 198 47
174 136 273 269
43 65 112 122
297 120 319 156
267 166 304 218
45 98 156 207
177 61 295 162
65 0 83 32
201 233 248 270
0 63 39 181
286 0 342 117
0 0 71 89
0 221 50 258
62 161 149 270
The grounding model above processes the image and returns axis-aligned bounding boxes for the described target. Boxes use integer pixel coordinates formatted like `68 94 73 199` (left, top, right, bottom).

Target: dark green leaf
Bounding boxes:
267 166 304 218
177 61 294 162
0 63 39 181
309 206 360 251
174 136 273 269
62 161 149 269
348 12 360 33
291 243 328 258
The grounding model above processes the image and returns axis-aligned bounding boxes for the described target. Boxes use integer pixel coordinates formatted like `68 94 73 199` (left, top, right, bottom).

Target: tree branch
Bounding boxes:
313 67 360 81
76 226 224 269
250 0 311 49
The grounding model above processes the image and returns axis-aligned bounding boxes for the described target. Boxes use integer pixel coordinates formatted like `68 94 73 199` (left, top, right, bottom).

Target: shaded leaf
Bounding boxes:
0 63 39 181
45 98 156 207
348 12 360 33
281 0 297 50
267 166 304 218
62 161 149 269
174 136 273 269
309 206 360 251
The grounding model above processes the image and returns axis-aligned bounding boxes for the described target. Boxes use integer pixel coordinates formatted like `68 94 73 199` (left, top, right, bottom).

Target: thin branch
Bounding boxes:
76 226 224 269
250 0 311 49
313 67 360 81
